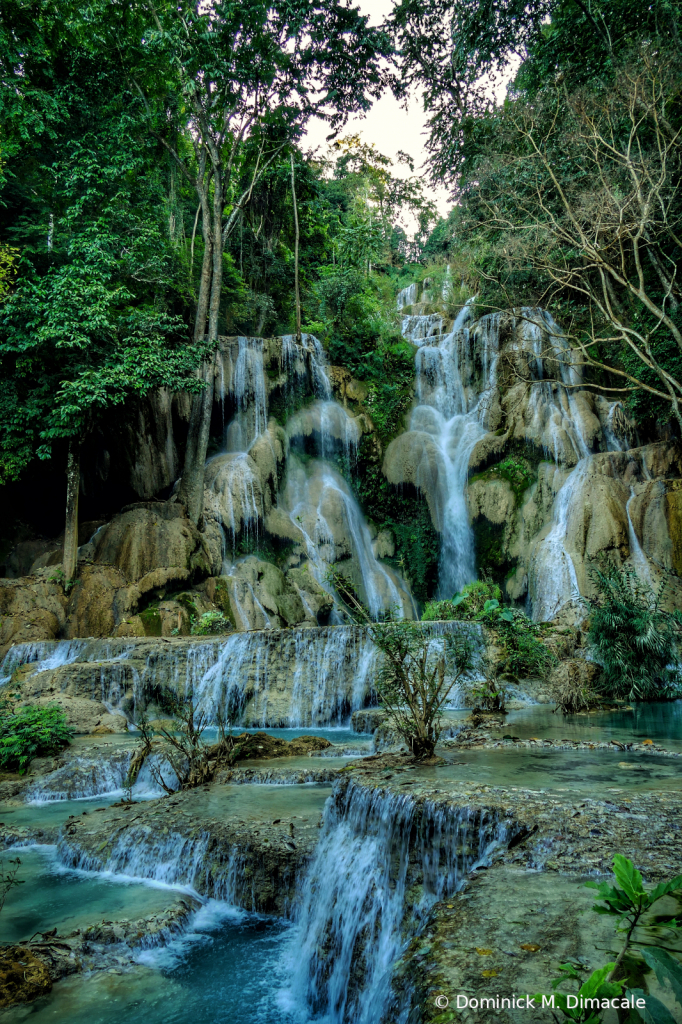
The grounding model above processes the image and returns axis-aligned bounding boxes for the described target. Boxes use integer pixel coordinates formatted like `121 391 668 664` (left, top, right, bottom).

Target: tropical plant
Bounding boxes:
535 855 682 1023
586 563 682 701
190 611 233 636
327 566 478 759
424 583 556 681
0 705 74 774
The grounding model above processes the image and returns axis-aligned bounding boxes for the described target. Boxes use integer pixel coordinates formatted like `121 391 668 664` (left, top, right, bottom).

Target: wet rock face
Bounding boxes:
0 573 67 658
84 502 212 593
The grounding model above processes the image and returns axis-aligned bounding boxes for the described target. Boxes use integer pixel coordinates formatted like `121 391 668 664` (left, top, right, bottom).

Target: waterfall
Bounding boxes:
396 282 419 311
221 336 268 452
0 639 89 684
281 457 414 621
282 779 508 1024
26 751 133 803
401 300 498 597
59 827 215 892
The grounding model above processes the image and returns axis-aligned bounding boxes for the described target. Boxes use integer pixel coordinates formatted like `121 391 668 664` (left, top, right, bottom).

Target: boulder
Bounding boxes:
86 502 212 592
383 431 445 531
0 572 67 659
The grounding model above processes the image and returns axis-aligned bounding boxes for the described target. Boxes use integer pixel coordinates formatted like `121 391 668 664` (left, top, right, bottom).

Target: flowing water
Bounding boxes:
281 780 508 1024
401 301 498 597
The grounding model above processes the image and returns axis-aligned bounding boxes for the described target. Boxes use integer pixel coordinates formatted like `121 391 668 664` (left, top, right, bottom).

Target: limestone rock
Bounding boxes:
87 502 211 591
64 565 140 639
0 572 67 659
15 693 129 734
383 431 445 530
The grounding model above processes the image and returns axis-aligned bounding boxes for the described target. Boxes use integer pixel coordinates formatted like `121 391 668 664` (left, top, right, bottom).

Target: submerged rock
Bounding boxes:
0 946 53 1007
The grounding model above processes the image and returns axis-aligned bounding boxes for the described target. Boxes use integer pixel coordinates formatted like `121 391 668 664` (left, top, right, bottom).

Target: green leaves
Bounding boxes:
612 854 646 903
639 948 682 1011
627 991 678 1024
536 963 624 1023
0 704 74 774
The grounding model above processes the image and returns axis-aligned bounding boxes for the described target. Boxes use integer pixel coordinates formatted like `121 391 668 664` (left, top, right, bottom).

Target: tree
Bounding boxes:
465 44 682 429
0 1 208 577
328 567 477 759
390 0 681 184
130 0 392 523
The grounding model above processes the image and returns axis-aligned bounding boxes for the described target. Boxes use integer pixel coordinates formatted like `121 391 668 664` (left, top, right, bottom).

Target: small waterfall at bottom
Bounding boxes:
282 779 509 1024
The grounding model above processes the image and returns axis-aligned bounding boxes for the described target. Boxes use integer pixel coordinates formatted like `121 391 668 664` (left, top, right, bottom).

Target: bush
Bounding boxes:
586 563 682 701
422 580 501 621
190 611 233 636
0 705 74 774
423 583 556 680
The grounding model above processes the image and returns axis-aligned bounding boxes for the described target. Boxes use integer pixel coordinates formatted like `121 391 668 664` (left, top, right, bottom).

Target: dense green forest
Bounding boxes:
0 0 680 563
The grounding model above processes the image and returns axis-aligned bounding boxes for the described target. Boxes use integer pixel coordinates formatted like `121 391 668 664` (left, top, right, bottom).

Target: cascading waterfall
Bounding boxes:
26 751 133 803
3 623 478 729
281 457 413 621
0 638 89 684
525 310 627 620
282 779 509 1024
402 300 499 597
205 329 414 621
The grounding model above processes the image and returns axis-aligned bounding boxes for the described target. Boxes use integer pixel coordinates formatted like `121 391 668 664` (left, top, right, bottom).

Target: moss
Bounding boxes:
139 606 162 637
472 517 515 589
213 580 237 629
470 454 535 507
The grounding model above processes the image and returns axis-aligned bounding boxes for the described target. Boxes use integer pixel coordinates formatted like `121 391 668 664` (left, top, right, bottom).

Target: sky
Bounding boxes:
303 0 517 238
302 0 452 234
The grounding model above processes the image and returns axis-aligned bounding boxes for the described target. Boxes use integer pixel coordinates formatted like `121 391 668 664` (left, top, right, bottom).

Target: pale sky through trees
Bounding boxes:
304 0 517 237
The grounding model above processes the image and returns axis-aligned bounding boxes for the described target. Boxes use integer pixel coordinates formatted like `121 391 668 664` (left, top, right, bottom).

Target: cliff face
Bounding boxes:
2 310 681 648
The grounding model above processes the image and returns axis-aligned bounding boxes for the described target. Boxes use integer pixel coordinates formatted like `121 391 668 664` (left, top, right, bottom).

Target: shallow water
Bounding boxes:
0 846 181 943
430 748 682 793
176 783 333 821
496 700 682 751
3 907 296 1024
0 794 123 829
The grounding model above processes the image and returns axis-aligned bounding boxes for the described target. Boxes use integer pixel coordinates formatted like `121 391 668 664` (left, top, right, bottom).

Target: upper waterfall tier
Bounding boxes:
385 299 668 619
1 624 478 728
197 334 415 622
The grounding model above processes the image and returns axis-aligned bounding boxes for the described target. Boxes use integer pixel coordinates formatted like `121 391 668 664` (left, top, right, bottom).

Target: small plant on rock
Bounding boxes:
190 611 233 636
0 705 73 774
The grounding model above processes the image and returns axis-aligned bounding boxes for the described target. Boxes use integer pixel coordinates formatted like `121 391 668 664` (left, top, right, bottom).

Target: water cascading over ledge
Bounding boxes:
0 622 481 729
202 333 416 623
282 777 511 1024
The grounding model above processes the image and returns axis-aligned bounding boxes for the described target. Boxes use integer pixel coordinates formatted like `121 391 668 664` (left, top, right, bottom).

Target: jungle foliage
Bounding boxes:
424 581 557 682
586 563 682 701
328 566 478 759
0 704 73 774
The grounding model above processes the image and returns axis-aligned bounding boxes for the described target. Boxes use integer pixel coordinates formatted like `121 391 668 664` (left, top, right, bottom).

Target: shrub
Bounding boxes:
424 583 556 680
422 580 501 621
0 705 74 774
190 611 233 636
586 563 682 701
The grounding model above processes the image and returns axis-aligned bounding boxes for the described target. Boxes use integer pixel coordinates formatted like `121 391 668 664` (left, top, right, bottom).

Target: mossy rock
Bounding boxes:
139 606 162 637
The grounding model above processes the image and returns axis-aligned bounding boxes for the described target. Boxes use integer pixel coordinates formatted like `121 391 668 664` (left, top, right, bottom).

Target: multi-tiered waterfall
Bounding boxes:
204 333 414 621
390 292 644 620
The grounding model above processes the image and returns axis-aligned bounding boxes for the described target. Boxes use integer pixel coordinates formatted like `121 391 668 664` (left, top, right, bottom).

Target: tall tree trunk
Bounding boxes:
291 153 302 343
62 439 80 582
178 177 219 525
